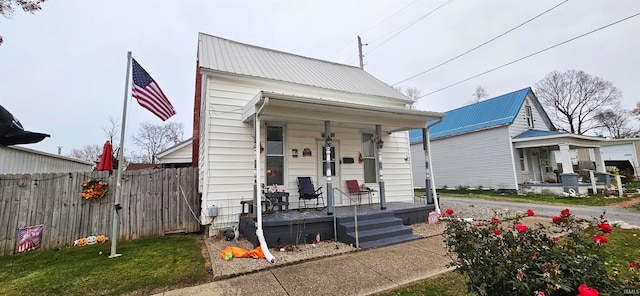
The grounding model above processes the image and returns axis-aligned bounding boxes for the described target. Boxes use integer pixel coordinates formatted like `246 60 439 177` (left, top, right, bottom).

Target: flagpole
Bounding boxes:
109 51 132 258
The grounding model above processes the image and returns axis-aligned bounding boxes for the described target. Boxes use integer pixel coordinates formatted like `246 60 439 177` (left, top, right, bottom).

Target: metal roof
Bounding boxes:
197 33 409 102
409 87 531 143
512 129 562 139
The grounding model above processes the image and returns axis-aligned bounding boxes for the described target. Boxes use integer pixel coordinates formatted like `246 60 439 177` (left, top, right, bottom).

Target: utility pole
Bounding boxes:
357 36 367 70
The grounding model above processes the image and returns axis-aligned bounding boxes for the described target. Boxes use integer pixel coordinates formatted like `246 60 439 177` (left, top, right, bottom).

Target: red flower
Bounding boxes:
593 234 608 244
490 217 501 224
561 208 571 217
526 209 535 216
538 292 545 296
493 229 501 235
552 215 562 224
515 224 527 232
532 252 537 259
445 208 454 216
629 261 637 271
553 237 560 243
598 223 612 234
577 284 598 296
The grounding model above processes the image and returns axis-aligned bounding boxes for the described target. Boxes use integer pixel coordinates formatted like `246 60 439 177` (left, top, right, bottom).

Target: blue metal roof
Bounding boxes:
512 129 562 139
410 87 531 143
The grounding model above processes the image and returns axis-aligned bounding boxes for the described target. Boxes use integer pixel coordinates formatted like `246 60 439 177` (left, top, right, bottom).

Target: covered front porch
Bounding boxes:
239 91 444 250
512 130 610 195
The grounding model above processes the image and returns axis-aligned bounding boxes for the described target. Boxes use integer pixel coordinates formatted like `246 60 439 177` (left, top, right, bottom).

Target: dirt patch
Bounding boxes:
609 198 640 208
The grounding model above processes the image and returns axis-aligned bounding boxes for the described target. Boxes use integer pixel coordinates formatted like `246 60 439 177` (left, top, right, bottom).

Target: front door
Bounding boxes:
317 141 341 205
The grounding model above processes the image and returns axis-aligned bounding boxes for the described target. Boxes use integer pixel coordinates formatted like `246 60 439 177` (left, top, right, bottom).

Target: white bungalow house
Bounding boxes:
192 33 445 249
410 87 610 195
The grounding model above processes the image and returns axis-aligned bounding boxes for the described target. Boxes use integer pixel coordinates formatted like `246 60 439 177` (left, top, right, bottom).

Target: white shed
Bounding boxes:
0 145 94 174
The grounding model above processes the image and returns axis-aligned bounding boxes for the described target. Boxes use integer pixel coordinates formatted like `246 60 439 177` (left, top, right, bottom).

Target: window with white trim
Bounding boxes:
266 126 284 186
525 105 534 128
362 133 376 183
519 149 528 172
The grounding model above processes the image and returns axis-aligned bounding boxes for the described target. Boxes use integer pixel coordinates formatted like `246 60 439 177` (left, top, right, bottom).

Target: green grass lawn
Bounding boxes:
0 235 208 295
416 188 638 207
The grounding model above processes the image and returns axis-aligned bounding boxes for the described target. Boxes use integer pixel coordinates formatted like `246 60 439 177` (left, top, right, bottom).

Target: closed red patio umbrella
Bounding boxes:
97 140 113 171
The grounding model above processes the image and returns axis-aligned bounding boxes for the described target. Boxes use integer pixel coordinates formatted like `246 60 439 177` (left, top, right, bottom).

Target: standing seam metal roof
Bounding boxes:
409 87 532 143
197 33 409 101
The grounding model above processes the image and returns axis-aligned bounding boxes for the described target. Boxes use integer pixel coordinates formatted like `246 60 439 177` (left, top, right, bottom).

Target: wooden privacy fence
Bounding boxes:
0 167 200 256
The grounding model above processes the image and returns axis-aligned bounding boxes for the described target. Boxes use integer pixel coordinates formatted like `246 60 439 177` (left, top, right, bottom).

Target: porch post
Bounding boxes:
325 121 334 215
593 147 611 188
422 128 433 204
376 125 386 210
559 143 579 194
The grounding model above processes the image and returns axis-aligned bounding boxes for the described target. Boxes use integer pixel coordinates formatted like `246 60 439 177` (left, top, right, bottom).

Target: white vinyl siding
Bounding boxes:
431 126 517 190
410 142 426 188
201 73 416 228
509 94 554 136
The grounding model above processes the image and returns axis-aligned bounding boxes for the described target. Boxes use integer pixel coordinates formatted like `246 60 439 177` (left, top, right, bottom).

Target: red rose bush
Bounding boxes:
443 208 634 295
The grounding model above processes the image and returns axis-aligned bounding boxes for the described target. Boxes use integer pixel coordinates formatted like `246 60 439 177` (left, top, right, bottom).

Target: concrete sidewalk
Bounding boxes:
154 235 453 296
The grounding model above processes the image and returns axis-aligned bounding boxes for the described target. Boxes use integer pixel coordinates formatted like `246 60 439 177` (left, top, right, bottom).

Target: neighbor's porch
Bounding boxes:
512 131 610 195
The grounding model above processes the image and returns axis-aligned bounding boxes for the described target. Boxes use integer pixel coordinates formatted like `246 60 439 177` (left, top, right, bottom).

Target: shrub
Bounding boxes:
442 208 636 295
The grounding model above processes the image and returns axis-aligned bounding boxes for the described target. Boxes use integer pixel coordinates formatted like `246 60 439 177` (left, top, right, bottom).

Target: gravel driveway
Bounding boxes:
438 195 640 226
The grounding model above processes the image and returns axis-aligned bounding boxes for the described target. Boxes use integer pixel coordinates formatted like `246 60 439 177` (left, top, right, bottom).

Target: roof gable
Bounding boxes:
410 87 532 143
197 33 409 102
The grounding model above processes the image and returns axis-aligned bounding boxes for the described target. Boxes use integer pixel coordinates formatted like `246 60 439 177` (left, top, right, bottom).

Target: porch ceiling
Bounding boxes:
242 91 445 132
512 133 604 149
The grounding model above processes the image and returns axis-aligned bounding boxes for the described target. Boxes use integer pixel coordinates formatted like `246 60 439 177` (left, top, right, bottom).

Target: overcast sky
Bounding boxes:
1 0 639 157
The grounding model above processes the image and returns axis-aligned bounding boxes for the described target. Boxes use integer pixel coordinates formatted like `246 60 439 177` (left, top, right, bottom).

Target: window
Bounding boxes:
266 126 284 186
321 146 336 176
519 149 528 172
525 105 534 128
362 133 376 183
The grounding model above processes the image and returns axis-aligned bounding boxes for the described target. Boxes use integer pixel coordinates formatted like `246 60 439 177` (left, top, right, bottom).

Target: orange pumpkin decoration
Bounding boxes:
96 235 106 244
75 237 88 247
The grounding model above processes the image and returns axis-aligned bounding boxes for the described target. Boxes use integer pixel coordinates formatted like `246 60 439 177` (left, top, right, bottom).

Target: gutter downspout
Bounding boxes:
424 118 443 214
254 96 275 263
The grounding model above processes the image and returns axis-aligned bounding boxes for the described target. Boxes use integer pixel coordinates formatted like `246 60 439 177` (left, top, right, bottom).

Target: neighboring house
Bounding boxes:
0 145 94 174
193 33 445 231
599 138 640 178
410 87 609 195
156 138 193 168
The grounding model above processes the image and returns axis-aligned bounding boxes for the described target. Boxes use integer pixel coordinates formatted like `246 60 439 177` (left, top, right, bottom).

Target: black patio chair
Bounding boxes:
296 177 326 211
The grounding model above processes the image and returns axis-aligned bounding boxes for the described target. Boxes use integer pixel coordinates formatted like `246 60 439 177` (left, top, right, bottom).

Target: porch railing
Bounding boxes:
333 188 360 248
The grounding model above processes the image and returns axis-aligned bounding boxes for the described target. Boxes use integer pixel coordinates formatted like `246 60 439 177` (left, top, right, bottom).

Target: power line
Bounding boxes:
393 0 569 86
364 0 454 56
329 0 420 63
416 11 640 100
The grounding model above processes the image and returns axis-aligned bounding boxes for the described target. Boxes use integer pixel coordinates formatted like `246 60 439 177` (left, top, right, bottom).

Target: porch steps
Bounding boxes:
336 212 421 250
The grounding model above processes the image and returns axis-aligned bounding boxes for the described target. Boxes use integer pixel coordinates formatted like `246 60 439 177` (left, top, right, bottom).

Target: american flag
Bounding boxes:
18 224 43 253
131 58 176 121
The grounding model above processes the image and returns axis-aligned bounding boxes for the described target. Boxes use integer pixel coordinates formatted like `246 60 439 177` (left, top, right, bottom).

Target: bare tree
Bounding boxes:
393 86 421 109
0 0 47 45
594 108 639 139
131 122 184 163
465 86 488 105
68 144 102 163
534 69 622 135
